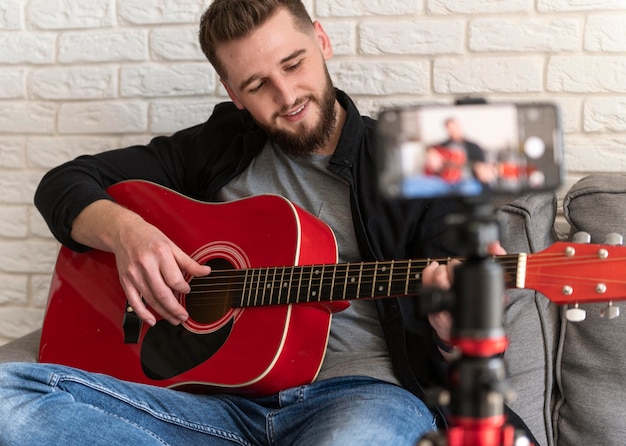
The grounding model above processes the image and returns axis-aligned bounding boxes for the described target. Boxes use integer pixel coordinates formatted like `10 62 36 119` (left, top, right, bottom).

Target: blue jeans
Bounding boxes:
0 362 436 445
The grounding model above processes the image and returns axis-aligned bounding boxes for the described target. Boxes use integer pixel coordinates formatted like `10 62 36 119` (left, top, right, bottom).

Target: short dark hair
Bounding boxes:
199 0 314 78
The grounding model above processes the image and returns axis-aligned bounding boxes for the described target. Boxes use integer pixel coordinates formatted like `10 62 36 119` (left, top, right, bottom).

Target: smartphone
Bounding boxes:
376 102 564 199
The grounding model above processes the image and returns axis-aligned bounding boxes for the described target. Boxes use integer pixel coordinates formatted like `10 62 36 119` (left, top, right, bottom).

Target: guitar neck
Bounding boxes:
194 255 523 308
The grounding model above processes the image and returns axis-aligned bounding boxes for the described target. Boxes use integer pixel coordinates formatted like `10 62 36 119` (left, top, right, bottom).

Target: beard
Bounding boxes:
255 68 338 157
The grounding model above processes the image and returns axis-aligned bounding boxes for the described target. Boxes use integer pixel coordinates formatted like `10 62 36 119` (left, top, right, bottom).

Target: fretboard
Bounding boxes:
189 255 522 308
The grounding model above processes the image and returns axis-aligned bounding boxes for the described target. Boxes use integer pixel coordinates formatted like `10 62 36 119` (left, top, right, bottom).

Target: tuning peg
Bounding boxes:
572 231 591 244
601 301 620 319
604 233 624 246
566 303 586 322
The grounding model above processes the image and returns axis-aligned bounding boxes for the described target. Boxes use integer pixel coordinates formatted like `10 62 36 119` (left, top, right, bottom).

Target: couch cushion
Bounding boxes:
0 329 41 364
493 192 559 446
555 174 626 446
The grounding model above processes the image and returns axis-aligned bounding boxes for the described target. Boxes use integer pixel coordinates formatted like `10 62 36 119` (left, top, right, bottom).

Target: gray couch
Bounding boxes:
2 174 625 446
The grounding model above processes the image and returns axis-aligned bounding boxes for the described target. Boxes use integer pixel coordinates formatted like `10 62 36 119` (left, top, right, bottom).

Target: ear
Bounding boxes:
220 79 245 110
313 21 333 60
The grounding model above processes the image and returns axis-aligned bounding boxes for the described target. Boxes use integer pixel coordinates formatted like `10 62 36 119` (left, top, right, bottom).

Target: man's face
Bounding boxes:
216 8 338 155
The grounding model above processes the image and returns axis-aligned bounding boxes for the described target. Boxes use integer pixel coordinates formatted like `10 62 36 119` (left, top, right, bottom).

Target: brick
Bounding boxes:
584 97 626 132
0 32 55 64
0 138 25 168
0 240 59 274
150 99 217 133
565 135 626 171
27 136 119 168
428 0 531 13
434 57 544 94
538 0 626 12
470 18 580 52
0 274 28 305
549 97 583 134
0 173 41 205
58 102 148 134
59 30 147 63
328 60 429 95
150 27 205 61
121 63 215 98
29 211 55 239
0 207 28 238
320 21 356 56
29 66 117 100
0 68 25 99
26 0 113 30
0 307 44 339
32 274 55 308
118 0 211 25
585 14 626 52
0 102 56 134
0 0 23 29
316 0 423 16
360 20 463 55
548 56 626 93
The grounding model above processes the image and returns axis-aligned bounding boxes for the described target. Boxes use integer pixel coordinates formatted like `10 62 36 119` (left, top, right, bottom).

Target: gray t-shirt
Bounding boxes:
216 140 399 386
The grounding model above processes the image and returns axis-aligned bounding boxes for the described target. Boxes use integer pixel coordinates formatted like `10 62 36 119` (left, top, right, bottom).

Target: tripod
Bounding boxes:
418 201 533 446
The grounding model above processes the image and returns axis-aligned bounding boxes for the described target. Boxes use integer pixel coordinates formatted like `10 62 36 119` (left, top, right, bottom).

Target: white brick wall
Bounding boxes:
1 0 626 345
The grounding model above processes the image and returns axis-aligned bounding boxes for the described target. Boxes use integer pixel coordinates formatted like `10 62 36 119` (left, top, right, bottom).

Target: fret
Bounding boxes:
310 266 323 301
267 266 279 305
319 264 334 302
390 261 411 296
407 261 422 295
333 263 349 301
404 260 412 295
387 260 395 296
258 267 267 306
279 266 291 305
293 265 307 304
241 269 251 308
342 263 359 300
248 267 258 307
259 267 269 306
304 265 314 303
356 263 363 299
372 262 391 298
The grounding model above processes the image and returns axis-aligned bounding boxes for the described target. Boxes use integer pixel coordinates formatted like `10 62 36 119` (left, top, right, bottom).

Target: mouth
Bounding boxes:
280 100 309 123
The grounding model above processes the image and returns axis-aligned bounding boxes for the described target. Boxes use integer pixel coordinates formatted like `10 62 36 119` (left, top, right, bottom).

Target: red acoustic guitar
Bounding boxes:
38 181 626 396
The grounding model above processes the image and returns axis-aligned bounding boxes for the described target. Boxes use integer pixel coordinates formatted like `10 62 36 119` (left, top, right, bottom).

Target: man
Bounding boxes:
0 1 528 445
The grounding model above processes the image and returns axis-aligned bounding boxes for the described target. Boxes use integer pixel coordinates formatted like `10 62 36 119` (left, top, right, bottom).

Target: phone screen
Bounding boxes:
376 103 563 199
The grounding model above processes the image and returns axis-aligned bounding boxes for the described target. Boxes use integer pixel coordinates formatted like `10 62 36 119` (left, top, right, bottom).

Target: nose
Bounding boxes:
272 77 297 108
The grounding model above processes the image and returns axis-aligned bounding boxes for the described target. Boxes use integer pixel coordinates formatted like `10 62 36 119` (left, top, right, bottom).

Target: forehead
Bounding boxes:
215 9 315 83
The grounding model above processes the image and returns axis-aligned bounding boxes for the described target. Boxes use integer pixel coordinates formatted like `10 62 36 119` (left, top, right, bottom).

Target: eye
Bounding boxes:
286 60 303 72
248 81 265 93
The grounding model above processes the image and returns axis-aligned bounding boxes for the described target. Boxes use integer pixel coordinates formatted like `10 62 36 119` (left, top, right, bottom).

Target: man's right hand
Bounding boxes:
70 199 212 326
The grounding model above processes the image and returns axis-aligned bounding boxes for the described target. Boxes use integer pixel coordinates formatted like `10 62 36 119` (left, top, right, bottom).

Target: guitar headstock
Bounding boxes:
523 232 626 322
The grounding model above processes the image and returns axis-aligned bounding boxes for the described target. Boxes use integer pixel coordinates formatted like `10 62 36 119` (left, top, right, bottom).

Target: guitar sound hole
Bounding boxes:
186 258 235 324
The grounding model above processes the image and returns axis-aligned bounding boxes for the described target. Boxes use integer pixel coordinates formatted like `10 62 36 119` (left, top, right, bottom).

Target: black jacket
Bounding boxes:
35 90 465 401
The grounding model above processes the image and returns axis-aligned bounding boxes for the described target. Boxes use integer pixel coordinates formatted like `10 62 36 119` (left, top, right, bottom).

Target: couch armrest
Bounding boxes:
554 174 626 446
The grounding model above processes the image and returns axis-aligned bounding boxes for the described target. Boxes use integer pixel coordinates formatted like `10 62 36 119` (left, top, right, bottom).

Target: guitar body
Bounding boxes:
39 181 340 396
